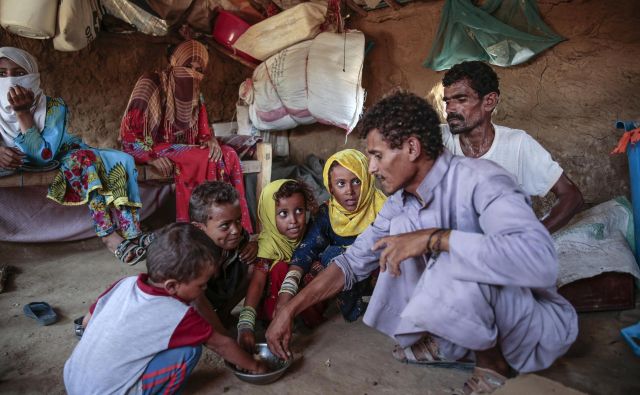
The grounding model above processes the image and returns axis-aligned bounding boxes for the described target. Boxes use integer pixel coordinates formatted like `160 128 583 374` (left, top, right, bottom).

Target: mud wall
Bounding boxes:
0 32 250 149
290 0 640 206
1 0 639 206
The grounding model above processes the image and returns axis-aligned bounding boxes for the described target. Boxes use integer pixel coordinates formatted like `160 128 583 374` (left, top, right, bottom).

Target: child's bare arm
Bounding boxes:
193 294 229 337
239 240 258 264
238 268 268 352
244 267 267 310
206 331 267 373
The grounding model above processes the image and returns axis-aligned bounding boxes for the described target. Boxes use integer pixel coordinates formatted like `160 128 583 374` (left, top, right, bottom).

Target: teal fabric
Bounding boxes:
13 97 141 208
424 0 564 70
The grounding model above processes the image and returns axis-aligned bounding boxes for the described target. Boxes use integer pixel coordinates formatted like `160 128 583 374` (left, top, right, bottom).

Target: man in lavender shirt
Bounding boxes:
266 92 578 393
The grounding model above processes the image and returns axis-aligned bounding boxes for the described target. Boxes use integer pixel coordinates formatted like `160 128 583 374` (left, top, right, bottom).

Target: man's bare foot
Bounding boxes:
474 344 510 377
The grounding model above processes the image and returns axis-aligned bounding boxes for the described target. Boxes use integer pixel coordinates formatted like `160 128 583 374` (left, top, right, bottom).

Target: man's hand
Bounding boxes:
239 240 258 264
148 157 174 178
372 229 436 276
266 306 294 360
0 146 25 169
7 86 34 113
200 137 222 161
237 329 256 354
273 292 294 319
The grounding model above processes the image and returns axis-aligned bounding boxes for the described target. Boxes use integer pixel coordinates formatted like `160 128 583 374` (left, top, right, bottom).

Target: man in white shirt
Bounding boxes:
441 61 583 233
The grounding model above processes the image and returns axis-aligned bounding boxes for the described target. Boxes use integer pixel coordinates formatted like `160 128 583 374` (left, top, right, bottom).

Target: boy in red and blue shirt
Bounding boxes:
64 223 266 395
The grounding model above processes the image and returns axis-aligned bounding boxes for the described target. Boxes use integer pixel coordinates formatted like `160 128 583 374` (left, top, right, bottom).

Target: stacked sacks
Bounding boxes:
239 40 314 131
233 2 328 62
307 31 365 132
239 31 365 134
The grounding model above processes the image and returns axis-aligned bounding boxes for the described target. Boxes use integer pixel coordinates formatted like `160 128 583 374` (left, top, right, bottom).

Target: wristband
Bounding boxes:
237 306 257 332
426 228 444 252
278 270 302 297
432 229 449 254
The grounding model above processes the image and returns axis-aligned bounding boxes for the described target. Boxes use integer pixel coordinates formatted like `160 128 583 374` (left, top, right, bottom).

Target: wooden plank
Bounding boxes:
0 143 273 188
240 160 261 174
255 142 272 201
0 172 56 187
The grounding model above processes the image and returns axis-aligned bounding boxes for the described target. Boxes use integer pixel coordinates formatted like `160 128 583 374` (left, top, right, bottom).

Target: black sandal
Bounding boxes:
114 239 147 266
138 232 156 248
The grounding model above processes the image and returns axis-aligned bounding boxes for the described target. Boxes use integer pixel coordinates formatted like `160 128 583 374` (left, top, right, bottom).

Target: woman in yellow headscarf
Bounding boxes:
237 178 318 353
274 149 386 323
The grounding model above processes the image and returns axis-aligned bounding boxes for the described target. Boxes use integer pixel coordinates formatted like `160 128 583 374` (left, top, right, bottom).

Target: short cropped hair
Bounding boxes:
442 61 500 97
274 179 318 216
146 223 221 283
359 91 443 160
189 181 239 223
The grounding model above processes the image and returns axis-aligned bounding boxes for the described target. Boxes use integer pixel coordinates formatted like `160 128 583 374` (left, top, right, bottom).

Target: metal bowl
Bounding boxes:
226 343 291 385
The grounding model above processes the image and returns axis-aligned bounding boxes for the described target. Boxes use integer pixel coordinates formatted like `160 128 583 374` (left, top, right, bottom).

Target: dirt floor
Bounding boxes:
1 236 639 395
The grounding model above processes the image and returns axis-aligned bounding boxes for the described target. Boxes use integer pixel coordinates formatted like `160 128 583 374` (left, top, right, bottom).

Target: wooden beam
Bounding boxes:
254 142 272 200
0 143 272 188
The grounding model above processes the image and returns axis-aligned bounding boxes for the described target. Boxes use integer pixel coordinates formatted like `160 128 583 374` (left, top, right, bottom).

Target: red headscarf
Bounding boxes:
123 40 209 145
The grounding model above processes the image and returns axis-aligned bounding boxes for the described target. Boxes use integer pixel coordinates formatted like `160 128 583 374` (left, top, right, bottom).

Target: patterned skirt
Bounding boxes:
47 144 142 209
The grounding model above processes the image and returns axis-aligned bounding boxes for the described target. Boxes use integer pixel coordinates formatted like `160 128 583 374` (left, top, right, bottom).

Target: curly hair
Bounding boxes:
359 91 443 160
442 61 500 98
273 179 318 216
189 181 239 223
146 223 221 283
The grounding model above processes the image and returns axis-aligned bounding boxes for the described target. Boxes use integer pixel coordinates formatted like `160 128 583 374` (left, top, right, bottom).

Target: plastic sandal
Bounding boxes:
621 321 640 357
114 239 147 266
392 334 474 368
126 246 147 266
74 316 85 339
23 302 58 326
138 232 156 248
462 367 507 394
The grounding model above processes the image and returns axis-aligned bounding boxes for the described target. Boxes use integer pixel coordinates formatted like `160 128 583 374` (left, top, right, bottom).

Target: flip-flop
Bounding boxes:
461 367 508 394
23 302 58 326
74 316 85 339
621 321 640 357
392 335 474 369
115 239 147 266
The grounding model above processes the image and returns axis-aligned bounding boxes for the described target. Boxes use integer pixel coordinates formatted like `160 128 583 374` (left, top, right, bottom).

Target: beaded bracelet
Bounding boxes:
278 270 302 297
237 306 257 332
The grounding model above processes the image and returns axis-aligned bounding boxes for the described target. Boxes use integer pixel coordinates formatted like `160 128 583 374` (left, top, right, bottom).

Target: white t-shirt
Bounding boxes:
441 123 563 197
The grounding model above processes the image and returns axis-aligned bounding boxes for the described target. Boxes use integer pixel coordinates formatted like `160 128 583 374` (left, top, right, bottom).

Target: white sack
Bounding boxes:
53 0 102 51
233 2 327 61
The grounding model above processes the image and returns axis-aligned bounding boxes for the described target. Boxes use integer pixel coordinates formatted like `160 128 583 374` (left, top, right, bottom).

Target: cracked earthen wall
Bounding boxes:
0 33 251 149
288 0 640 206
1 0 639 206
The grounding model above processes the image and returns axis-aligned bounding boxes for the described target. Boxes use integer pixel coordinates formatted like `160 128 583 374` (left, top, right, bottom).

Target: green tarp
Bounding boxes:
424 0 564 71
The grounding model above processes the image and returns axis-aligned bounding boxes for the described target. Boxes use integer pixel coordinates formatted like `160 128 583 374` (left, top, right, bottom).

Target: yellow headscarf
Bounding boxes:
322 149 387 237
257 179 302 263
